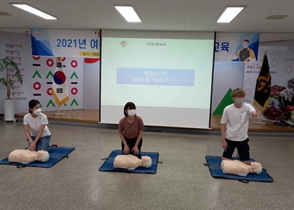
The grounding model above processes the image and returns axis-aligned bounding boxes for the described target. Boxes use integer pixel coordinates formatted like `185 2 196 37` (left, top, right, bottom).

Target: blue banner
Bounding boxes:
31 29 100 57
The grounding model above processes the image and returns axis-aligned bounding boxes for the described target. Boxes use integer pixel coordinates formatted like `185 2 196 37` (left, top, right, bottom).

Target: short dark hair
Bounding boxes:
243 39 249 43
123 102 136 117
28 99 41 113
232 88 245 98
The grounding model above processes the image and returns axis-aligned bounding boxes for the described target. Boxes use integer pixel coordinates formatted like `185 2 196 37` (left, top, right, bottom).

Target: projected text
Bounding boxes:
117 68 195 86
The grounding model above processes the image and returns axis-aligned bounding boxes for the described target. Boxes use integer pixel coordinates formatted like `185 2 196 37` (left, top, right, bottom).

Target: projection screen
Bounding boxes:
100 30 215 128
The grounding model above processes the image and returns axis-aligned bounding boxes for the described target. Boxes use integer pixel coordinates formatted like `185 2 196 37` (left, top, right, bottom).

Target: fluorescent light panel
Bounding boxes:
115 6 141 22
11 4 57 20
217 6 245 23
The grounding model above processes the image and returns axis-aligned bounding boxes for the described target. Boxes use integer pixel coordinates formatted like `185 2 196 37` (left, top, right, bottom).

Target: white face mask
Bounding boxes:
127 109 136 116
33 108 42 115
235 98 245 105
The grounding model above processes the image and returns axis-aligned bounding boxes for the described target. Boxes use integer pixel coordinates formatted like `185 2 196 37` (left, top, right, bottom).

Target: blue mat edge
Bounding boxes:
99 150 159 174
205 155 274 183
0 146 75 168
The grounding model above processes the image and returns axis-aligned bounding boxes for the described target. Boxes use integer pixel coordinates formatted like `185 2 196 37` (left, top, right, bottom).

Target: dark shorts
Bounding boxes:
222 138 250 161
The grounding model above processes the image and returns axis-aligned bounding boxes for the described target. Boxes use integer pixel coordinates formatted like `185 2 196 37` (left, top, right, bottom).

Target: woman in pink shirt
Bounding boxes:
118 102 145 158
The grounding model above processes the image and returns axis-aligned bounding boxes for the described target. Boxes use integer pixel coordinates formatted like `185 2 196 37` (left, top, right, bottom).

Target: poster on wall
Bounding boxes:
211 33 260 115
29 56 84 112
0 32 32 114
243 61 261 103
214 33 260 62
3 42 26 100
31 29 100 57
1 31 99 115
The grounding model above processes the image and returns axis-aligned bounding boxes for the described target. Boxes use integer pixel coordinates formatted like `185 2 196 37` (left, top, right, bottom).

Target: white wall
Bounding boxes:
84 60 100 110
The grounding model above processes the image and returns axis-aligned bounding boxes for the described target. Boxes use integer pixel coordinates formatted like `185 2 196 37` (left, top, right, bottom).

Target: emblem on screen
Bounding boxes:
120 40 129 47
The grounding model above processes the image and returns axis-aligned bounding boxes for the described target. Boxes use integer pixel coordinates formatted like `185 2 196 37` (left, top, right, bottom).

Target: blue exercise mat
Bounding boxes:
205 156 273 183
0 146 75 168
99 150 159 174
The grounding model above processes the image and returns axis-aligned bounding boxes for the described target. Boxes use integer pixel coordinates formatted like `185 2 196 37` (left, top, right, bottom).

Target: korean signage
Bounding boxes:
31 29 100 57
117 68 195 86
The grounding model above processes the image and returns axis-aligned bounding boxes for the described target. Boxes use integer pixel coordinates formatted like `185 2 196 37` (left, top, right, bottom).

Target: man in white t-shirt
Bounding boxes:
23 99 51 151
220 88 260 165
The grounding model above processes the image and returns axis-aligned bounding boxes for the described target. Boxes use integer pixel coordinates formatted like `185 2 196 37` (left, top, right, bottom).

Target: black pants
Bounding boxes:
222 138 250 161
121 137 143 159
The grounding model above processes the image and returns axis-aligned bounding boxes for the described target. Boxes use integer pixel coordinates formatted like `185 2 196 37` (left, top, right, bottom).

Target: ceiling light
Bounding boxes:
115 6 141 22
217 6 245 23
11 3 57 20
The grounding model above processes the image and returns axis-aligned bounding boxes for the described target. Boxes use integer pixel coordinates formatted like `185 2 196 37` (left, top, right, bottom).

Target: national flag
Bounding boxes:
253 51 271 110
52 57 69 106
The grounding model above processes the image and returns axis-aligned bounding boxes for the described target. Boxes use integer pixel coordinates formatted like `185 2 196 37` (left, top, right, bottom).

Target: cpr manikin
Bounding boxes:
221 159 262 176
8 149 49 164
114 154 152 170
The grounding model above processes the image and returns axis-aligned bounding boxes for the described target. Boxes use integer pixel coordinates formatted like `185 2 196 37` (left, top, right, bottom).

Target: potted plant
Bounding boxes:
0 57 23 121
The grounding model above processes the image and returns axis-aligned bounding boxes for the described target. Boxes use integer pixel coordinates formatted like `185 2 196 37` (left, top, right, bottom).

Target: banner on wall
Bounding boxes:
211 32 260 115
52 57 69 106
214 33 260 62
31 29 100 57
243 62 260 103
30 56 84 112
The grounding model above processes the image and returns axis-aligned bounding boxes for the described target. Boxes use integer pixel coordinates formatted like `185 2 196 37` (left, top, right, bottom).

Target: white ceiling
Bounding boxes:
1 0 294 42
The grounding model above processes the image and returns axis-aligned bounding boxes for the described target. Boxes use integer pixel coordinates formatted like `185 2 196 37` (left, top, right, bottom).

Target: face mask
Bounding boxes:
127 109 136 116
235 98 245 105
33 108 42 115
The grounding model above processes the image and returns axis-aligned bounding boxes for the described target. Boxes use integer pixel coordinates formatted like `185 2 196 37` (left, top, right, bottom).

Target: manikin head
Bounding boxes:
141 156 152 168
251 162 262 174
37 150 50 162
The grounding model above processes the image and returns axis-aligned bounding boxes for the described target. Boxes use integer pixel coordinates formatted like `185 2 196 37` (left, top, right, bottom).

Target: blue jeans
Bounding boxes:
28 135 51 151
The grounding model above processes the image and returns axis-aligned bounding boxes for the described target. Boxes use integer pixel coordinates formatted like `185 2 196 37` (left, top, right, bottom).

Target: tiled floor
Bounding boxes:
0 120 293 210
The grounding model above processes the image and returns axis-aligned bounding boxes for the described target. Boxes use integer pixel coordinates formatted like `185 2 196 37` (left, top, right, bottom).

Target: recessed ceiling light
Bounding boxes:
115 6 141 22
11 3 57 20
217 6 245 23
